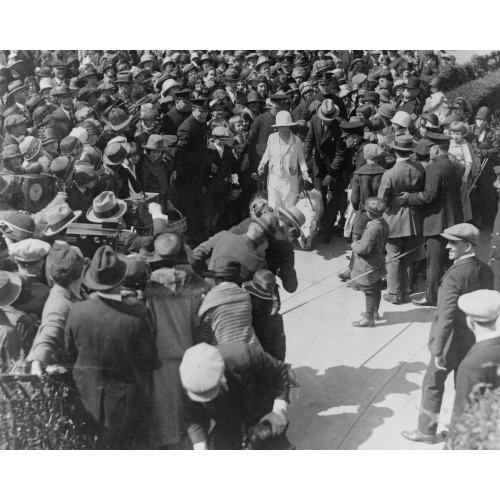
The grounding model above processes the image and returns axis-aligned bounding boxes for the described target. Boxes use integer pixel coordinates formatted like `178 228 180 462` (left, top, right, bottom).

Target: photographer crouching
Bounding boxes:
180 341 294 450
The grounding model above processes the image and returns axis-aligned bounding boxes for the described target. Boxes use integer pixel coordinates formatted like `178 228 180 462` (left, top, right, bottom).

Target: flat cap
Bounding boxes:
440 223 480 245
458 290 500 323
426 132 450 146
4 114 27 128
9 238 51 262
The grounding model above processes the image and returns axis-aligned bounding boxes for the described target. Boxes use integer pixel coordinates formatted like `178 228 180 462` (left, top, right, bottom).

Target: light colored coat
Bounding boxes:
260 131 307 210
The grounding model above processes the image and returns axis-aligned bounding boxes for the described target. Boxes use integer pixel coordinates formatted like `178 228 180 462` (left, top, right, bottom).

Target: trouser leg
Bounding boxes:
386 237 402 296
417 355 452 436
425 236 447 305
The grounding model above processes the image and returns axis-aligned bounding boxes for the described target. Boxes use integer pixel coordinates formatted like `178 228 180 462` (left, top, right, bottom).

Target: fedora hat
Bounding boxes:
0 271 23 307
44 203 82 236
272 111 296 128
108 108 132 131
6 80 28 100
32 106 54 128
255 55 271 71
82 245 129 291
317 99 340 122
278 206 306 234
0 212 35 242
246 91 264 104
389 134 415 151
143 134 168 151
26 94 45 115
146 232 187 264
404 76 421 90
242 269 276 301
376 69 393 81
422 113 440 129
115 71 134 84
223 68 239 81
87 191 128 223
51 84 72 97
340 116 365 133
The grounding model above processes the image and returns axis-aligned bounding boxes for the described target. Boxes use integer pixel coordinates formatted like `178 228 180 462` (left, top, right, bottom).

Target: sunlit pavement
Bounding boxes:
281 229 492 450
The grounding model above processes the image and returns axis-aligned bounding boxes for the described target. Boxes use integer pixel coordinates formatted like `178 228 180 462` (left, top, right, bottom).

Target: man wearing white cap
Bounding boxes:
180 341 291 450
402 223 494 444
451 289 500 423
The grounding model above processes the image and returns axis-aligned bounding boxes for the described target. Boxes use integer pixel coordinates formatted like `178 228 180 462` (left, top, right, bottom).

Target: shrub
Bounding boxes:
438 64 477 93
447 385 500 450
447 68 500 119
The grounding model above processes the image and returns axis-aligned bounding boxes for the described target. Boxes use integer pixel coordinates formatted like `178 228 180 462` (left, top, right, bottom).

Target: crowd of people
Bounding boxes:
1 49 500 450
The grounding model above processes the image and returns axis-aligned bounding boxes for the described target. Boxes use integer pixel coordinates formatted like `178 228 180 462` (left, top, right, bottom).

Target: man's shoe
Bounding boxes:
401 430 435 444
411 296 435 307
383 293 402 305
362 311 381 321
337 270 351 281
352 317 375 328
401 292 410 303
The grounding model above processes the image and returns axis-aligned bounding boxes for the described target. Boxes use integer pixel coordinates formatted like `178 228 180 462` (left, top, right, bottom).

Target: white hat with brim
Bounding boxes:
44 206 82 237
272 111 297 128
87 192 128 223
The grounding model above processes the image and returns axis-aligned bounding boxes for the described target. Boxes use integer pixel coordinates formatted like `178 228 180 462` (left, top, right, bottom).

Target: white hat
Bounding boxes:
272 111 297 128
391 110 411 128
39 78 54 92
458 290 500 323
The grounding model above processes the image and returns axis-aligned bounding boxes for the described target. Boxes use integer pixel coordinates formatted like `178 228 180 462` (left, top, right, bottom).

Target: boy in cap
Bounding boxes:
449 289 500 428
402 223 493 444
180 341 291 450
351 197 390 327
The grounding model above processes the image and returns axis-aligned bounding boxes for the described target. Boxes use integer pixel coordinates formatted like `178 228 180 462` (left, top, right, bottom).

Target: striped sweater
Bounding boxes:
196 282 262 350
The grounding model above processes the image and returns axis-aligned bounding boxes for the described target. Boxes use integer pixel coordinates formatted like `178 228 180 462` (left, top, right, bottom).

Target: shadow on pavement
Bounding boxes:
288 361 427 450
379 308 434 327
314 240 349 261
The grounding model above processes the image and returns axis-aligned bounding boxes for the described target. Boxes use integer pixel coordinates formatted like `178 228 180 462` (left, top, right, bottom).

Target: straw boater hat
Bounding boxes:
44 203 82 237
278 206 306 234
87 191 128 223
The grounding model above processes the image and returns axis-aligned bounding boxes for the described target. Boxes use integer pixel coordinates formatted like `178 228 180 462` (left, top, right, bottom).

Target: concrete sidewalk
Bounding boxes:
281 230 492 450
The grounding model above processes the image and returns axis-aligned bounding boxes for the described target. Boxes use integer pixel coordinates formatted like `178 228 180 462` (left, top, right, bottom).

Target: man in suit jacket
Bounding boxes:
51 84 75 141
395 133 463 306
450 290 500 426
2 80 32 128
402 224 493 443
301 72 347 121
304 99 344 242
160 89 192 135
378 135 425 304
181 341 290 450
64 246 158 449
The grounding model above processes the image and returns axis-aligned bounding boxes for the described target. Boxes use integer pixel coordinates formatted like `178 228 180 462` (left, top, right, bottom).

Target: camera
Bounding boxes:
66 222 120 259
244 421 273 450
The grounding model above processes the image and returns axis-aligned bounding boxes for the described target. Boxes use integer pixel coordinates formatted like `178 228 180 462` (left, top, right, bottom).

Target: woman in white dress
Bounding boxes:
257 111 309 210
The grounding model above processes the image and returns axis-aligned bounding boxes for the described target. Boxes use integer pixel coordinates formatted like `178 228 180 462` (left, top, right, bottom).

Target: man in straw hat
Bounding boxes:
394 132 463 307
64 245 159 449
402 223 493 444
449 289 500 428
377 134 425 305
180 340 291 450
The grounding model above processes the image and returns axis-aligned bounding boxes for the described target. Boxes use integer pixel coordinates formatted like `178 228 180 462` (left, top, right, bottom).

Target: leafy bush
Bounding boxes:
0 372 97 450
438 64 477 93
447 68 500 118
447 385 500 450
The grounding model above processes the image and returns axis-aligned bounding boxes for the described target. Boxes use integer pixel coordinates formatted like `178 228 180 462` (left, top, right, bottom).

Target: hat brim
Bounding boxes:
0 176 13 196
7 84 29 100
44 210 82 237
272 121 297 128
440 232 464 242
242 281 274 301
389 142 414 151
277 207 303 234
110 115 133 131
186 384 221 403
86 200 128 223
317 107 339 122
82 254 129 291
0 271 22 307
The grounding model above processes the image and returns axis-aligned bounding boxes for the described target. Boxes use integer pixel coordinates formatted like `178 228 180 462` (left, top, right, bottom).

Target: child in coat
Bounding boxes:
351 197 390 328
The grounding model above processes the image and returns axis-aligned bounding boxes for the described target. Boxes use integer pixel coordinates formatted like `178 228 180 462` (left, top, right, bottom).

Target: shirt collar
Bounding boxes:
97 292 123 302
455 252 475 262
475 330 500 343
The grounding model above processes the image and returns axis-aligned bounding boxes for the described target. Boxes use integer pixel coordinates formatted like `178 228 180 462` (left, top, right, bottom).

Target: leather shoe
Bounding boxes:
383 293 402 305
337 270 351 281
362 311 381 321
411 296 435 307
352 317 375 328
401 430 435 444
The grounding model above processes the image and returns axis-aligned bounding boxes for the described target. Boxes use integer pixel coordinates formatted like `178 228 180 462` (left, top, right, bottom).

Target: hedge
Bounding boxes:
447 384 500 450
447 68 500 118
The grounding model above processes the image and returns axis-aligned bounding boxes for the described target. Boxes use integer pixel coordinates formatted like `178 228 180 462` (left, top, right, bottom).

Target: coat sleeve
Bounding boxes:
451 359 480 423
296 138 308 172
185 398 210 446
352 223 377 256
377 171 392 206
258 135 272 169
304 120 314 161
172 123 190 173
247 344 290 403
351 174 361 210
407 163 439 206
243 116 261 155
429 273 461 358
191 233 220 274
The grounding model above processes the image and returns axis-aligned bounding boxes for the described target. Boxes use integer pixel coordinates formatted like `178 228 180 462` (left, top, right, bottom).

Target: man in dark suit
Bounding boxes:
2 114 28 147
378 135 425 304
402 223 493 443
51 84 75 141
304 99 343 243
396 133 463 306
65 245 158 449
172 98 210 245
2 80 31 126
450 290 500 426
180 341 290 450
160 89 192 136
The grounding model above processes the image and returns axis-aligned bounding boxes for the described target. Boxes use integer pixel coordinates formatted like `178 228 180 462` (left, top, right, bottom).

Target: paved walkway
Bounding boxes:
282 230 492 449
